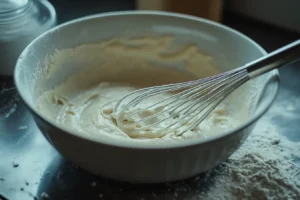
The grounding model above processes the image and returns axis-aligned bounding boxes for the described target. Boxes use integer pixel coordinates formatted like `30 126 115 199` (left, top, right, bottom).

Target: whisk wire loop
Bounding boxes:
115 69 249 136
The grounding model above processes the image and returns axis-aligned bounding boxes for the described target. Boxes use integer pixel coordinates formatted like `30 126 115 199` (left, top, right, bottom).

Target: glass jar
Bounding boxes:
0 0 56 75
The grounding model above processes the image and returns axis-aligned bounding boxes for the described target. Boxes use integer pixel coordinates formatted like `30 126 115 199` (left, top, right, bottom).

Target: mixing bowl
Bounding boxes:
14 11 279 183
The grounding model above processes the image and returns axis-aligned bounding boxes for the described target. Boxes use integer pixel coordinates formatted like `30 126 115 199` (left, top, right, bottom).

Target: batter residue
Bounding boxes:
36 36 246 142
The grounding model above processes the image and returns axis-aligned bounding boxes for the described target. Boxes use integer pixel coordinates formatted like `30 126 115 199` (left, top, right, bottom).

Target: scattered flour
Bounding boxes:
90 181 97 187
4 103 17 118
41 192 50 199
18 125 28 130
0 85 19 119
199 115 300 200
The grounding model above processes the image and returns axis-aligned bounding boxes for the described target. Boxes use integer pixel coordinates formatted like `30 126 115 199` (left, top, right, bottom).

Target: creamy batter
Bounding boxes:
36 36 246 142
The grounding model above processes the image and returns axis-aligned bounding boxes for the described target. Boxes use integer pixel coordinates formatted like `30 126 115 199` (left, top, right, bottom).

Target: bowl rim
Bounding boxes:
14 10 279 149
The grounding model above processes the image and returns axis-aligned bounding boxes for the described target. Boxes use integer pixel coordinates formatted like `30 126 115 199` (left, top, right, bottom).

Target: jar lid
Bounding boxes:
0 0 32 22
0 0 29 13
0 0 56 34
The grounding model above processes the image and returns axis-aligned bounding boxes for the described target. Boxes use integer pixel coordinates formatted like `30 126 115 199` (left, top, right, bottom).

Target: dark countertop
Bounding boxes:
0 2 300 200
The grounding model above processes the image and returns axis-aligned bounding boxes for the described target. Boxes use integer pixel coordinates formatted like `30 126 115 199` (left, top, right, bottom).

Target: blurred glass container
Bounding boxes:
0 0 56 75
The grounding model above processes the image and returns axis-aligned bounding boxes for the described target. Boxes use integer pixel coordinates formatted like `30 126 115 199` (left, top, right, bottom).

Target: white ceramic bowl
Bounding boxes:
14 11 279 183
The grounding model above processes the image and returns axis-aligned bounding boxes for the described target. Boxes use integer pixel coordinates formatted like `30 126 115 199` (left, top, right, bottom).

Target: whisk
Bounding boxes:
113 40 300 138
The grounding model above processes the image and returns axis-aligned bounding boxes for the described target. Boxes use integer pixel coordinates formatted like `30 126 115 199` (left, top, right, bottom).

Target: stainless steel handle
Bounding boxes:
245 39 300 78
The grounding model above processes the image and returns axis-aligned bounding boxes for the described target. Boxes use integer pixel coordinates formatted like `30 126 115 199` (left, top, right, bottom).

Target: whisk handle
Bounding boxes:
245 39 300 78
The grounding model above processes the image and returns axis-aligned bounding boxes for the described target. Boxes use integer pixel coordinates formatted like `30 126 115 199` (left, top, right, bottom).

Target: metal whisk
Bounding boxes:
113 40 300 138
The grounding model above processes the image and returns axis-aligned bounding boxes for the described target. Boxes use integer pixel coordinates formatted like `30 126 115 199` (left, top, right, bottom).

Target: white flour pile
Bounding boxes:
199 106 300 199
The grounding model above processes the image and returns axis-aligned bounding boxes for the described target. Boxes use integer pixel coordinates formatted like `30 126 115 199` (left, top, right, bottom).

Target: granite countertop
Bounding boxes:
0 1 300 200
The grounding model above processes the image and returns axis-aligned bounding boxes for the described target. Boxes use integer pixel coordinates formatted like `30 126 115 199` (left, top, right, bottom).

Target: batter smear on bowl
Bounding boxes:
36 36 248 142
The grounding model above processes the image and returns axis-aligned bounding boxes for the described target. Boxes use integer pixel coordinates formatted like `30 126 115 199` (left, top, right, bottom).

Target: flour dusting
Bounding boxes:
4 103 17 118
199 109 300 200
0 84 19 119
